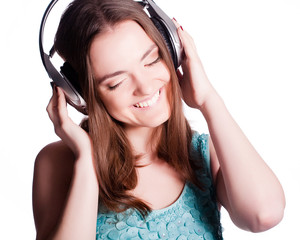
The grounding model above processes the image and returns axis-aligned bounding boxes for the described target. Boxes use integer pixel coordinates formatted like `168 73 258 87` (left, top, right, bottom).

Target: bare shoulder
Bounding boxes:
34 141 75 186
35 140 75 165
33 141 75 239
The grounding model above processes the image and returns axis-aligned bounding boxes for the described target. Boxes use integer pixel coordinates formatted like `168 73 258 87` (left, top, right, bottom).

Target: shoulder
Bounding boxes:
34 141 75 183
34 141 75 175
35 140 74 163
33 140 75 196
33 141 75 237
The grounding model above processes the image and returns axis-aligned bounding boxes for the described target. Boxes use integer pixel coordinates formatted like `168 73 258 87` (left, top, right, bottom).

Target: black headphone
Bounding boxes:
39 0 182 115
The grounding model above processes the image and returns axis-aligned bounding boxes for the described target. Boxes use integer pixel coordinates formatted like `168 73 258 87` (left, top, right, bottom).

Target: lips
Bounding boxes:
133 90 160 108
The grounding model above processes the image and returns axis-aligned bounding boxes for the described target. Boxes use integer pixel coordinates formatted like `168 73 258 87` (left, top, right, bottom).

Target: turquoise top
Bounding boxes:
96 132 223 240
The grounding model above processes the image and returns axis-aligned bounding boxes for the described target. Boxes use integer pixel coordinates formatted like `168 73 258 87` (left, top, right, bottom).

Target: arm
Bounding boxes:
174 20 285 232
32 86 99 240
207 97 285 232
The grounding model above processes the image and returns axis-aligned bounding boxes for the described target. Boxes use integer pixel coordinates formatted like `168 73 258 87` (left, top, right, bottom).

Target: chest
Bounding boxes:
96 181 223 240
130 160 185 210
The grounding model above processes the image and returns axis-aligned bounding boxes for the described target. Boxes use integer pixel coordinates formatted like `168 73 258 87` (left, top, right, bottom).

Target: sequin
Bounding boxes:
204 232 214 240
136 220 147 229
138 229 149 239
107 230 119 240
117 213 125 221
177 235 188 240
158 229 168 239
149 231 159 239
99 224 111 234
119 232 129 240
190 209 200 219
116 221 127 231
147 221 157 231
179 226 189 236
188 234 201 240
157 222 166 231
166 222 177 232
126 215 138 227
126 227 138 238
106 218 117 225
194 225 206 235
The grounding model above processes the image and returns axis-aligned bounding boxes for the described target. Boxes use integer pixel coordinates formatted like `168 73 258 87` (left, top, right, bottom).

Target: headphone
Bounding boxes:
39 0 182 115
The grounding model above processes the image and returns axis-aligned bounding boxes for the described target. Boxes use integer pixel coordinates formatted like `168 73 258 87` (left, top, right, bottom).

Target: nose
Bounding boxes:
132 71 155 96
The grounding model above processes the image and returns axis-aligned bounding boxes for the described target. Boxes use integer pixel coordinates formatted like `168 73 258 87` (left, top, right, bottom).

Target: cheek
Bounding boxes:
160 63 171 83
100 93 128 120
161 68 173 104
103 98 120 114
165 82 173 108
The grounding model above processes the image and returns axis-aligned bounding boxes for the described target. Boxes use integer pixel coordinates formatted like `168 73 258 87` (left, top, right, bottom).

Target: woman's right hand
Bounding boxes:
46 84 92 159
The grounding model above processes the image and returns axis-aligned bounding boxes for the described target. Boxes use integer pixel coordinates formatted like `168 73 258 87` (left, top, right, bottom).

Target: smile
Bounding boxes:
133 90 160 108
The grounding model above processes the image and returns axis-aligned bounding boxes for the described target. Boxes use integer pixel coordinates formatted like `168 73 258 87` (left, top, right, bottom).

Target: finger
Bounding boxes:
46 85 68 127
46 84 58 122
172 18 181 29
178 30 197 59
55 86 69 123
172 19 195 47
56 86 67 109
172 18 198 59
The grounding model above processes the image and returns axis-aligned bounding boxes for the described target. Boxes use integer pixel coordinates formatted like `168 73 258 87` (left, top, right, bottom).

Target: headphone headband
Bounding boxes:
139 0 182 68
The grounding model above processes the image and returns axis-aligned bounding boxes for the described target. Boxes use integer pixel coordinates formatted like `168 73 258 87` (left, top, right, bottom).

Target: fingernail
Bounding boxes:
173 17 177 22
180 26 184 31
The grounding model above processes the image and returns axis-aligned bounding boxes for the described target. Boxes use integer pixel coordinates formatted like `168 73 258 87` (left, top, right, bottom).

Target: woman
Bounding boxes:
32 0 285 239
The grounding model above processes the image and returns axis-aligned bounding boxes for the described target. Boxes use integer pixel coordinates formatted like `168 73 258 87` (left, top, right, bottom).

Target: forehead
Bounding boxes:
89 20 155 75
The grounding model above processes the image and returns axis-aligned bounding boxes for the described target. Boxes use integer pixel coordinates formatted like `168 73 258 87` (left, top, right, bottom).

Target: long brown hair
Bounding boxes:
54 0 202 217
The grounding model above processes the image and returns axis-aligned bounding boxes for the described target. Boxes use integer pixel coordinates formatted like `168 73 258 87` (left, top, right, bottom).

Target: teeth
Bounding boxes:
134 91 160 108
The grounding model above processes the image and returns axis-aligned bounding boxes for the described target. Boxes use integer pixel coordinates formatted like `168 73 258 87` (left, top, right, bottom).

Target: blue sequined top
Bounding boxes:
96 132 223 240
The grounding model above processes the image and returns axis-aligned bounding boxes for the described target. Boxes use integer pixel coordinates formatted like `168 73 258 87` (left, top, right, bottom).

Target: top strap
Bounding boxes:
191 131 211 178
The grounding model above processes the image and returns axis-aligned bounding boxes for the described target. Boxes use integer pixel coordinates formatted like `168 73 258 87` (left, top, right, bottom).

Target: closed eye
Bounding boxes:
145 56 161 67
108 81 122 91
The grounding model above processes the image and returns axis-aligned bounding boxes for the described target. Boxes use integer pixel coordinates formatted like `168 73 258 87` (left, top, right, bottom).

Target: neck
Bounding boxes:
124 126 161 157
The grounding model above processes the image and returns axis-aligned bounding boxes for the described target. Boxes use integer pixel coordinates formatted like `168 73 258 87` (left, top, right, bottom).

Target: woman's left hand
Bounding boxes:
173 20 217 110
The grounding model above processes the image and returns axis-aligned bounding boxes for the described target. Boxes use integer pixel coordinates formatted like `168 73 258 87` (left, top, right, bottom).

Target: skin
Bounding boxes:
90 21 185 208
32 20 285 240
90 22 171 130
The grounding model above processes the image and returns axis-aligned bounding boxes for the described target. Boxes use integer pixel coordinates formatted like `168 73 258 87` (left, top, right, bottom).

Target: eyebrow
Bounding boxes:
96 44 158 83
141 44 157 62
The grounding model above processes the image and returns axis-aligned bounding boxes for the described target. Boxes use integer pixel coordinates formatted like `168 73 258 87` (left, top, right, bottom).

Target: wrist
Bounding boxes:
72 137 94 160
198 91 226 121
75 150 94 168
73 154 99 194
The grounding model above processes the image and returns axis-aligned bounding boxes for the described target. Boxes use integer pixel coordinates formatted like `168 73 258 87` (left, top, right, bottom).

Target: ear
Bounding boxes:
60 62 82 96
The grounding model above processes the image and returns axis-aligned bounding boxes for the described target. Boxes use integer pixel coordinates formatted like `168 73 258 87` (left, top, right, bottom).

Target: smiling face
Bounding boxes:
89 20 171 130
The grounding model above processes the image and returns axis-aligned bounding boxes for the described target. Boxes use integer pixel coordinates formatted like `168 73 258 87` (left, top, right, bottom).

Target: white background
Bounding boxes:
1 0 299 239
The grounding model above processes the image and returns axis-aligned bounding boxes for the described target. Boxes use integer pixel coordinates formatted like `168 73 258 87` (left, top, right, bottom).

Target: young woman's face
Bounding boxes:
89 20 171 129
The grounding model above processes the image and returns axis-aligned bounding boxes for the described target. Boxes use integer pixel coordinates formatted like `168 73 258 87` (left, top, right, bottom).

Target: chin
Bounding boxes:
125 111 170 129
145 111 170 128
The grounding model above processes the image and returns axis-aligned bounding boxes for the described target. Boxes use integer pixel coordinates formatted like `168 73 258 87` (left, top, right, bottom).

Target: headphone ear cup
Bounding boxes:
151 18 177 68
60 62 83 96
